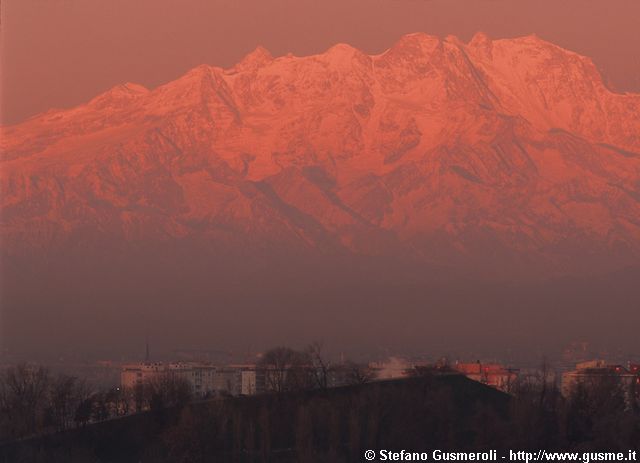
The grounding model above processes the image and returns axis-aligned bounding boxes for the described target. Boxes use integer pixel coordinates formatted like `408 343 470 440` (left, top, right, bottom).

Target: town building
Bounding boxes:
120 362 263 398
121 362 167 390
453 361 519 392
368 357 412 380
561 360 639 407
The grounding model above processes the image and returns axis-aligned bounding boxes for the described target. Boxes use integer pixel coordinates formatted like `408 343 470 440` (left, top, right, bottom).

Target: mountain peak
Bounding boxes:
187 63 215 76
522 32 544 42
380 32 441 67
325 42 359 56
88 82 148 108
116 82 148 94
391 32 440 51
102 82 148 96
444 34 465 46
320 43 370 68
468 32 493 59
234 45 273 72
512 33 559 50
172 64 220 88
469 32 492 47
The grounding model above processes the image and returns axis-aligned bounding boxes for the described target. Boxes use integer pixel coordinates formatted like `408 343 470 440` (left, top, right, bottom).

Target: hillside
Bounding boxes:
0 374 510 463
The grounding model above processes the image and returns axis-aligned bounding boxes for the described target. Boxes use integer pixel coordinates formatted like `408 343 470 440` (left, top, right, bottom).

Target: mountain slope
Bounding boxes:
2 33 640 276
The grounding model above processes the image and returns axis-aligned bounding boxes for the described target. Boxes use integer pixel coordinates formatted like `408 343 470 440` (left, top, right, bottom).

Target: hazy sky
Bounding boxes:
2 0 639 125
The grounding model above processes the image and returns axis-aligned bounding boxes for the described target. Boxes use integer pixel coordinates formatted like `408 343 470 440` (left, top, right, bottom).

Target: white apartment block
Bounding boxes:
121 362 262 397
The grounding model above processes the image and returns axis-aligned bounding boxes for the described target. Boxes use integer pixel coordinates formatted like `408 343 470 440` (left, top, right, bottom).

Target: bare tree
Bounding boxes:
74 396 93 428
259 347 313 393
307 342 333 389
105 387 130 417
343 361 375 386
91 391 111 422
49 374 91 431
0 364 51 439
144 373 193 411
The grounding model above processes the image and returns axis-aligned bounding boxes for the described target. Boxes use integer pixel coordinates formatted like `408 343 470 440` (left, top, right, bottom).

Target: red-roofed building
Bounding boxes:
453 361 519 392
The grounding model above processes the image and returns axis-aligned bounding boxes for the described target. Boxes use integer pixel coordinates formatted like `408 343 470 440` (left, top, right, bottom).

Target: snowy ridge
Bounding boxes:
1 33 639 276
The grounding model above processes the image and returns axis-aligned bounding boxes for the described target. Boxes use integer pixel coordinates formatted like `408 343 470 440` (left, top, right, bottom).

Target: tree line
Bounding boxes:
0 363 198 443
2 349 639 462
0 343 373 444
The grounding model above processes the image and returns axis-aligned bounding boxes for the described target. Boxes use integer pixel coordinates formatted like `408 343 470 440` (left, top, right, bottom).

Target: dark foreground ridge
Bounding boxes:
4 370 640 463
2 374 510 462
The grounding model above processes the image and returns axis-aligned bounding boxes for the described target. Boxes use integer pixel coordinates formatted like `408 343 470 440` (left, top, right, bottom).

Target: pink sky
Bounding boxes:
1 0 639 125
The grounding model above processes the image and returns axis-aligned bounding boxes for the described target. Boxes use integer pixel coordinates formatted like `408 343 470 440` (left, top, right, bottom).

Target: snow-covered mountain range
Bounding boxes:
2 33 640 276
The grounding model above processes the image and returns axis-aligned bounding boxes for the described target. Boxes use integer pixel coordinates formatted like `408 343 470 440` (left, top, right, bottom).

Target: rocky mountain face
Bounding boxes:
2 33 640 277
